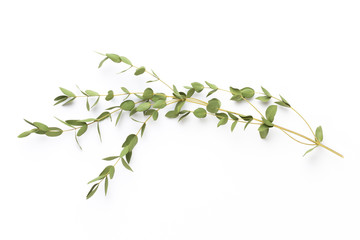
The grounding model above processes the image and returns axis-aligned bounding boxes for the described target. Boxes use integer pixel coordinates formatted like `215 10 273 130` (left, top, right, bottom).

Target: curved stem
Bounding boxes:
185 96 343 158
255 91 316 138
132 65 174 91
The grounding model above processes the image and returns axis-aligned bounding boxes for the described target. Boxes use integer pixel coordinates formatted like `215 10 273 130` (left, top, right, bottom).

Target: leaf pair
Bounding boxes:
229 87 255 101
258 105 277 139
18 120 63 138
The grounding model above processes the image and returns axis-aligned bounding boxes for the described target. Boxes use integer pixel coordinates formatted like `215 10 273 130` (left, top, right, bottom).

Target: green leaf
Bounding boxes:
143 88 154 100
104 176 109 196
109 166 115 179
231 121 238 132
120 146 129 158
103 156 119 161
136 102 151 112
275 95 291 107
120 100 135 111
191 82 204 93
74 132 82 150
258 124 270 139
216 113 228 127
280 95 291 106
81 118 96 122
230 95 243 102
106 53 121 63
141 123 146 137
120 56 132 65
205 81 218 90
18 129 37 138
115 110 123 126
152 93 167 102
240 87 255 98
62 97 76 106
261 86 271 97
153 100 166 109
98 57 108 68
24 119 36 127
54 95 68 105
178 112 190 122
244 120 252 130
54 95 68 101
86 184 99 199
96 111 110 121
315 126 323 142
65 120 86 126
152 111 159 121
229 87 242 95
97 122 102 142
193 108 207 118
86 98 90 111
129 108 137 116
275 101 289 107
33 122 49 131
175 101 185 113
134 66 146 75
121 87 130 94
85 90 99 96
146 79 159 83
303 146 318 157
172 85 184 99
45 127 63 137
99 165 113 177
121 158 133 172
206 89 217 97
227 112 238 121
105 90 114 101
206 98 221 113
256 96 271 102
262 117 274 127
265 105 277 122
165 110 179 118
126 151 132 163
122 134 138 151
77 124 88 137
55 117 75 128
91 96 100 109
186 88 195 98
88 175 105 184
59 87 76 97
151 69 159 79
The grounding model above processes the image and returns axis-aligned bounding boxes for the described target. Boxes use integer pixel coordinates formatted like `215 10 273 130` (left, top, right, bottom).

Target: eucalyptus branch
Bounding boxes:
18 52 343 199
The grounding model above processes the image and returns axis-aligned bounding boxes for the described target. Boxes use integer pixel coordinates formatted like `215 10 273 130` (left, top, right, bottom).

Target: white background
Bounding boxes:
1 0 359 239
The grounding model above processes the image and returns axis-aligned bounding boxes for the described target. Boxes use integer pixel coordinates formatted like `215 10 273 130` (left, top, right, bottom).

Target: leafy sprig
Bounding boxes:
19 52 343 199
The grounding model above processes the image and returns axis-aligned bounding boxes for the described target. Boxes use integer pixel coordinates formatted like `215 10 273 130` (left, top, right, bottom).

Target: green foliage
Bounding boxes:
191 82 204 93
206 98 221 113
215 113 228 127
120 100 135 111
265 105 277 123
105 90 114 101
59 87 76 97
106 53 121 63
136 102 151 112
315 126 323 142
19 52 343 199
193 108 207 118
275 95 291 107
134 66 146 75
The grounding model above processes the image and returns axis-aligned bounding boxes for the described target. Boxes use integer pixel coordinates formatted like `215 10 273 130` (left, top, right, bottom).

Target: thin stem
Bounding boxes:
132 65 174 91
185 96 343 158
255 91 316 138
73 92 144 98
280 130 316 146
